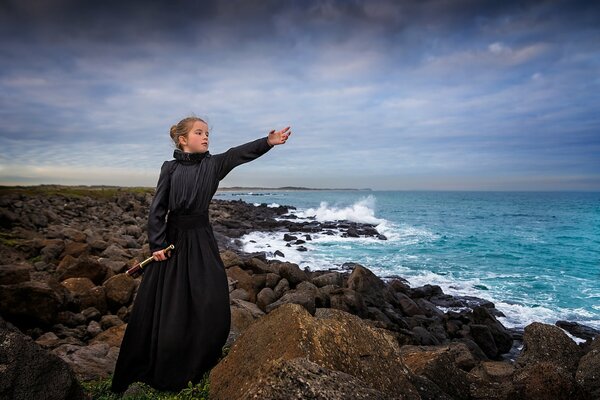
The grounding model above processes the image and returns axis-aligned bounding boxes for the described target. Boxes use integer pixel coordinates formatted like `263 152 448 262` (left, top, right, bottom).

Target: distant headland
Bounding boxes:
0 184 373 193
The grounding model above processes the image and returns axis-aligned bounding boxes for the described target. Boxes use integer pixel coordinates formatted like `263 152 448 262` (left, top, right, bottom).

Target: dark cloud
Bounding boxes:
0 0 599 189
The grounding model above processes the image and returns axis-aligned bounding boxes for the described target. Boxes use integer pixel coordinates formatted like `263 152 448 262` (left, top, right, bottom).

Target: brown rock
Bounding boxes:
228 298 265 345
311 271 343 288
512 361 582 400
276 261 308 286
265 288 316 315
264 272 280 288
256 287 277 311
58 255 109 285
61 278 107 314
400 344 473 400
209 303 420 400
0 281 64 326
0 264 32 285
245 357 394 399
516 322 583 373
103 274 135 309
328 287 369 318
227 266 256 302
245 257 277 274
220 250 242 268
576 335 600 399
52 342 120 382
90 324 127 348
61 241 90 259
346 264 395 306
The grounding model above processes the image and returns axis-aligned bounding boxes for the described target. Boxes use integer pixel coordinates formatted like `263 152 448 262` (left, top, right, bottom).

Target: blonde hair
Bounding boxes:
169 115 209 150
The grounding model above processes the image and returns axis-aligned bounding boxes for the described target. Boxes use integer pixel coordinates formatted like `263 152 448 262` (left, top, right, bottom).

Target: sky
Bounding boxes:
0 0 599 190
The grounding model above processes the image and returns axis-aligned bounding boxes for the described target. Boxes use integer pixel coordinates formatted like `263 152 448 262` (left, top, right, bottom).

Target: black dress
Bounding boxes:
110 136 274 393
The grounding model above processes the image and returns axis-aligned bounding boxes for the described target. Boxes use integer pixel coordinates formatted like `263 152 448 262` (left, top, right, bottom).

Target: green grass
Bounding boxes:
0 185 155 200
0 231 21 247
81 346 230 399
81 372 210 400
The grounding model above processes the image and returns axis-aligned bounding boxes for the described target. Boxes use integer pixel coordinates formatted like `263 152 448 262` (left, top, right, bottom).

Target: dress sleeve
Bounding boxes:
213 136 274 181
148 161 172 253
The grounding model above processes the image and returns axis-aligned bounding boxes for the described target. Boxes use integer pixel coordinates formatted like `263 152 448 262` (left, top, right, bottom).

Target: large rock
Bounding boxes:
471 306 513 356
276 261 309 286
399 344 474 400
265 288 316 315
61 277 108 314
52 342 120 382
328 287 369 318
245 357 394 399
0 281 65 326
516 322 583 373
311 271 343 288
58 255 109 285
576 335 600 399
90 324 127 348
219 250 243 268
227 298 265 346
103 273 136 310
512 361 583 400
209 303 420 400
0 324 85 399
0 264 32 285
227 266 257 302
346 264 393 306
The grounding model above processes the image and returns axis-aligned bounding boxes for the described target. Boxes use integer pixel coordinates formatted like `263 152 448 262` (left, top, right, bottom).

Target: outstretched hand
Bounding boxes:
267 126 292 146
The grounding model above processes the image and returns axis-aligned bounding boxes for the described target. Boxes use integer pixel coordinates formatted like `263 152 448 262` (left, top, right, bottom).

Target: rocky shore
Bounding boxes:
0 186 599 399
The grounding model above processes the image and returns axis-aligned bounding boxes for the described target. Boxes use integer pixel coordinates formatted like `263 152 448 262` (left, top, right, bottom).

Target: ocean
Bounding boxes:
214 190 600 331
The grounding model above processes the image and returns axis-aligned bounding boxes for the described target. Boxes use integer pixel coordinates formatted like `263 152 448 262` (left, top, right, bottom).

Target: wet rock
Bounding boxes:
556 320 600 343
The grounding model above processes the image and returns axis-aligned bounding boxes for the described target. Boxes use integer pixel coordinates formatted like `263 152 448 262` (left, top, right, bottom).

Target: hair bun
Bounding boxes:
169 125 177 139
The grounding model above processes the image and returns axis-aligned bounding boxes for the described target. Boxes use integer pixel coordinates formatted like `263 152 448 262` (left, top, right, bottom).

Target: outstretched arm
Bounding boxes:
214 126 292 181
148 161 172 254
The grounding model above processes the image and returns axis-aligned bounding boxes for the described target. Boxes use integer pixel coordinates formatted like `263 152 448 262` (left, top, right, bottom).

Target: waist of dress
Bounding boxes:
167 211 210 229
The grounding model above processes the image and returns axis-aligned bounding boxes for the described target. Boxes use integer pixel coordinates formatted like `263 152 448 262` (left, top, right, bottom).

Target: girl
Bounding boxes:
111 116 291 393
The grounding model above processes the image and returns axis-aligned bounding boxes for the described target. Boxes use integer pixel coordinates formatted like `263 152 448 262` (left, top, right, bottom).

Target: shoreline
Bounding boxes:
1 186 599 398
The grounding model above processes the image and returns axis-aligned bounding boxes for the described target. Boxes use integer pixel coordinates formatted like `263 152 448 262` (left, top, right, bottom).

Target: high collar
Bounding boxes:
173 148 211 162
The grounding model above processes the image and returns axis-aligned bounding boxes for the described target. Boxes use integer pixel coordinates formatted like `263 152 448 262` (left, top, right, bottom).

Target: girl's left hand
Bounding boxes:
268 126 292 146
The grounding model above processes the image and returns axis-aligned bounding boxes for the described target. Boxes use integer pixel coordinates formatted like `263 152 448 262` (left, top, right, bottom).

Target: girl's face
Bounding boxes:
180 120 209 153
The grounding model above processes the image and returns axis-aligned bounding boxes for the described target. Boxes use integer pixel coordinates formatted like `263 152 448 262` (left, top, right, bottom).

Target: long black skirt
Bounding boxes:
110 212 231 393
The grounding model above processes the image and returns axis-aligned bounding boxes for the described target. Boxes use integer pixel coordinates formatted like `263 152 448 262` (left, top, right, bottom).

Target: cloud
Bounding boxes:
0 0 599 190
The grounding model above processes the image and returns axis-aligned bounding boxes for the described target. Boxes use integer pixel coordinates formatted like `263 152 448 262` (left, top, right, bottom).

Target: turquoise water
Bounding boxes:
215 190 600 330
